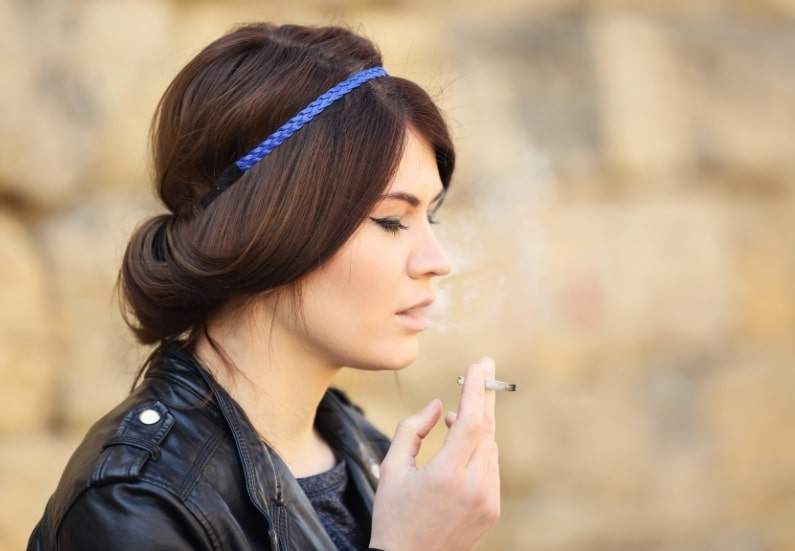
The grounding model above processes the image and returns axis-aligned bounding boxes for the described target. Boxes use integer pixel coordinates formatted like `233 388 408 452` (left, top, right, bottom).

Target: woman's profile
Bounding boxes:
27 21 500 551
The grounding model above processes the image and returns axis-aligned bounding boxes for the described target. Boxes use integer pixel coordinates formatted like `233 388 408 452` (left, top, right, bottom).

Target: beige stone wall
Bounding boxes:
2 1 794 549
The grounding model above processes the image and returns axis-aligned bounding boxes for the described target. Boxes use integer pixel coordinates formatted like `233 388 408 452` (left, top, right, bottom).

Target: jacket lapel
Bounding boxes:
153 343 378 550
315 390 382 513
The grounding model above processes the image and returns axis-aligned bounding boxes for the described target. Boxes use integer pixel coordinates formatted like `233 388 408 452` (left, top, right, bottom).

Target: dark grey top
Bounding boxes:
295 449 371 550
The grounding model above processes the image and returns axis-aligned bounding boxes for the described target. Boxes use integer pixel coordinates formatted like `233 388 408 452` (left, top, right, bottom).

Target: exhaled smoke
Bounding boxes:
427 143 558 337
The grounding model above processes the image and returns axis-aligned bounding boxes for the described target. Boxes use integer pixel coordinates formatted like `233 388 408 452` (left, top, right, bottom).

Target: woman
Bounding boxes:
28 21 500 550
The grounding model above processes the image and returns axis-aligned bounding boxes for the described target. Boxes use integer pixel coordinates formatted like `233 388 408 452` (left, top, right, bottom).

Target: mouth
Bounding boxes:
396 296 435 315
395 308 428 331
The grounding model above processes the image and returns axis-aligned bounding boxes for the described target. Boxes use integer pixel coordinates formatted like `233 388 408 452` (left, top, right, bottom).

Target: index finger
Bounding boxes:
435 360 486 469
482 357 496 437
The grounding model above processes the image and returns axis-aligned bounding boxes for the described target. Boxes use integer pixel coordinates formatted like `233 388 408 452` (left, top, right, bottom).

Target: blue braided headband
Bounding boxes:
199 66 390 208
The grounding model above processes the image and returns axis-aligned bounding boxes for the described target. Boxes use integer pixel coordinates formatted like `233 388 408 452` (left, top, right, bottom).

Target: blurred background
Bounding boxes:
2 0 794 550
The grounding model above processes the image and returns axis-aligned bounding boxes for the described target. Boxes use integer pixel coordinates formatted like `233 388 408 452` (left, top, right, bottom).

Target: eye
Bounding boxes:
370 217 407 235
370 215 441 235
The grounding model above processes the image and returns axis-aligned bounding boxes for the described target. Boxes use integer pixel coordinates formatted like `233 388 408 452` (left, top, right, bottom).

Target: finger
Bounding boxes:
457 360 486 424
465 437 497 486
438 361 486 468
485 441 501 514
445 411 457 429
482 357 496 438
459 438 498 522
383 398 442 472
485 439 500 484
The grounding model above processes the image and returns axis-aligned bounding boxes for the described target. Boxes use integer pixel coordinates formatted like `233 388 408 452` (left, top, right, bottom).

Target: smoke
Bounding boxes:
428 143 558 337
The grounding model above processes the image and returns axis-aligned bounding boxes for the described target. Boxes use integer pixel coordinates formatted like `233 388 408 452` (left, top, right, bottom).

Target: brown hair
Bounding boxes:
114 21 456 394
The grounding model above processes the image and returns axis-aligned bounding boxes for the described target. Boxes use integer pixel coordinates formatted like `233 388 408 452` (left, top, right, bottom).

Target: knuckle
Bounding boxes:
470 490 498 522
463 420 484 438
463 484 486 507
396 418 418 434
484 502 500 524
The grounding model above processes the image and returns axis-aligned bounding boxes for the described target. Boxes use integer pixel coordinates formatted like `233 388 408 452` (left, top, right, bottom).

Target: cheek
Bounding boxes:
305 228 404 328
319 232 401 325
295 230 417 367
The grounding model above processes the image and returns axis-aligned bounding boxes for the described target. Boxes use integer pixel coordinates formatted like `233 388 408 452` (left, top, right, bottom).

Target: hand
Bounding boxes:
369 357 501 551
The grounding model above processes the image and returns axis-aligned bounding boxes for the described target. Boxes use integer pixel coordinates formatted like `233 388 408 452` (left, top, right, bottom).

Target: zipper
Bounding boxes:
269 485 287 550
264 447 284 550
267 525 279 550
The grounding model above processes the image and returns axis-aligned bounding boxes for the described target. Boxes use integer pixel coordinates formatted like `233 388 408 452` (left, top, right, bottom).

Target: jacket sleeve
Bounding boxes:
56 482 217 550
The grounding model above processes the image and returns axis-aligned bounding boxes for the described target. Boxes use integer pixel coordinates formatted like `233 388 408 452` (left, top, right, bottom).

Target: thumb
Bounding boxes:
384 398 442 471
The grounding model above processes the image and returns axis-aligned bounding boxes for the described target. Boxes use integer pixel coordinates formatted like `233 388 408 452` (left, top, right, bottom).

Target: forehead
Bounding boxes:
385 127 442 195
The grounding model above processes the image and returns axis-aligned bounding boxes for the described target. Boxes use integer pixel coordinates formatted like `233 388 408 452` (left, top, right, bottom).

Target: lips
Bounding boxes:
396 296 435 315
395 309 429 331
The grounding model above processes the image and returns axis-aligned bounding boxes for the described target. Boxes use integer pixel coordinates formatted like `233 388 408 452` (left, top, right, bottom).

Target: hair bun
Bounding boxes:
151 215 172 263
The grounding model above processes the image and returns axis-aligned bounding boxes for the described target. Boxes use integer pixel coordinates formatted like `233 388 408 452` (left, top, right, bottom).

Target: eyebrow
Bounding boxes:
379 187 446 208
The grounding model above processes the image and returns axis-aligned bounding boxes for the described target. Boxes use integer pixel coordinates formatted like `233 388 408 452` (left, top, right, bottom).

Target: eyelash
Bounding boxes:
371 215 441 235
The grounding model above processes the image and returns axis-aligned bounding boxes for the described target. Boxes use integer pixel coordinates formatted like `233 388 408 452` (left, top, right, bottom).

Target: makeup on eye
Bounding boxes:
370 186 445 234
370 214 441 235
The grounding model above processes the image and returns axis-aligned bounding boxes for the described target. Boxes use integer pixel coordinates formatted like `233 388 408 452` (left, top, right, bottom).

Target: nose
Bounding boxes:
407 223 453 278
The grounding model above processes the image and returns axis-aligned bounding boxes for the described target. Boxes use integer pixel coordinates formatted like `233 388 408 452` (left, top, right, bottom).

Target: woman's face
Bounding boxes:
287 126 453 371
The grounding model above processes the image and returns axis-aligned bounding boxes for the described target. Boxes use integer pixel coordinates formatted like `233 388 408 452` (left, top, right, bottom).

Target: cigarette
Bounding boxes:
457 375 517 391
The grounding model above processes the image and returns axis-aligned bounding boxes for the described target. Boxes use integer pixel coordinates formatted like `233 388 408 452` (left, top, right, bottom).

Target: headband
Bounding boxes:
199 66 390 208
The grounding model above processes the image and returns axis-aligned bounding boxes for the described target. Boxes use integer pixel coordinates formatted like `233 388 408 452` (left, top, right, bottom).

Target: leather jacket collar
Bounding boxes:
148 341 388 550
27 340 390 550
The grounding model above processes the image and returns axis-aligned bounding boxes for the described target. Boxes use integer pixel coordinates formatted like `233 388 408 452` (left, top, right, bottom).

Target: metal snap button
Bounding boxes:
138 408 161 425
370 463 380 479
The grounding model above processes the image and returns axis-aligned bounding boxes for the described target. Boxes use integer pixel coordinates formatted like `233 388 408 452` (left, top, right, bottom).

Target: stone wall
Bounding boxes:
2 1 794 549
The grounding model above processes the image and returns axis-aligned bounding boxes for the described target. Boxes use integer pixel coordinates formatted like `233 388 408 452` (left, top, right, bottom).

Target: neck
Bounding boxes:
192 306 341 470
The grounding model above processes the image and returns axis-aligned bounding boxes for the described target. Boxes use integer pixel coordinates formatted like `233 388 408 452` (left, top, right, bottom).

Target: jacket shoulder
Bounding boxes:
28 382 228 550
90 399 177 484
76 378 224 490
44 480 216 550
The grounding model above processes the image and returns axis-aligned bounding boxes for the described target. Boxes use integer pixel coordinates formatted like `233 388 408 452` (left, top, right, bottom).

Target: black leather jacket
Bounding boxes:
27 342 391 550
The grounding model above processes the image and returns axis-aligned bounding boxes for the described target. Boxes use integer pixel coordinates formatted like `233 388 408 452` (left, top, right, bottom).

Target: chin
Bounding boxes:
382 340 420 370
352 340 419 372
